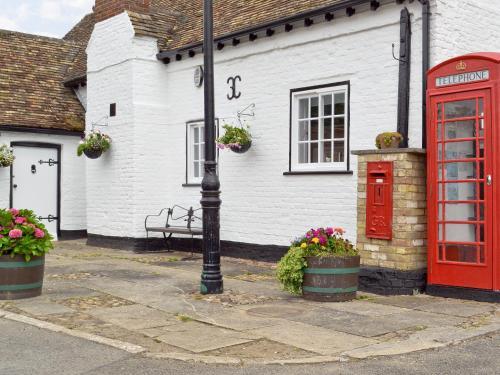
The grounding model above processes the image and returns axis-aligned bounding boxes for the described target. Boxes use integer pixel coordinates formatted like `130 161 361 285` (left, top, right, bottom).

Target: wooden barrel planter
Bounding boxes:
303 255 360 302
0 255 45 300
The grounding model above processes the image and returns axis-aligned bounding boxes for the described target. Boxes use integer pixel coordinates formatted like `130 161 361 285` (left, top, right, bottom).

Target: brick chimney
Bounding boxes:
94 0 151 22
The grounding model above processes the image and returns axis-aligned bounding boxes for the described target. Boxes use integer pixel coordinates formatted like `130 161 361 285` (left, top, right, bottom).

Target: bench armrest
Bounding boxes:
144 208 171 231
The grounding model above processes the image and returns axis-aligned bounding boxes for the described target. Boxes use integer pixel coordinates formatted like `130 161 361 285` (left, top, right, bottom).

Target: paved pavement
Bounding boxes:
2 317 499 375
0 240 498 366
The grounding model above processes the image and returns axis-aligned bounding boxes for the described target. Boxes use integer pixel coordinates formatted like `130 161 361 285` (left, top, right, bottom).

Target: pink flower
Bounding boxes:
34 228 45 239
325 227 334 236
0 234 3 239
319 236 327 246
27 223 36 228
9 208 19 216
8 229 22 239
15 217 26 224
334 227 346 235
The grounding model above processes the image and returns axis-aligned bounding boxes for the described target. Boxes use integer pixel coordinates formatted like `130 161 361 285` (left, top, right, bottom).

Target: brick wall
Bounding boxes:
94 0 150 22
355 149 427 271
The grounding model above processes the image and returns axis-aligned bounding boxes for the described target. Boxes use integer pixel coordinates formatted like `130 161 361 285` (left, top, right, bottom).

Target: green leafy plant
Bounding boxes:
0 144 15 168
277 227 358 295
0 208 53 261
77 129 112 157
375 132 403 149
216 123 252 150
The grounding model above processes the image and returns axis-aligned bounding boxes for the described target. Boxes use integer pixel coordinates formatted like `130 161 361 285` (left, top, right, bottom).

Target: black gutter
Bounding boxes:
0 125 84 137
396 7 411 148
421 0 430 148
157 0 374 61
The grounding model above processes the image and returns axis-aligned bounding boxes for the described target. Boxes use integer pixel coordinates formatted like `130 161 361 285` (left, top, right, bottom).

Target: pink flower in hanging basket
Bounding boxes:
9 208 19 216
8 229 23 239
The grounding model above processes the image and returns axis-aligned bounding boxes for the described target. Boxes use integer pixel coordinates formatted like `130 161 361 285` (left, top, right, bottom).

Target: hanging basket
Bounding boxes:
230 141 252 154
83 148 103 159
0 162 12 168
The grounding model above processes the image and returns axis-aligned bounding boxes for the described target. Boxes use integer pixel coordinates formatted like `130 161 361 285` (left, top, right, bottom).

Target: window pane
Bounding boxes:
193 162 199 178
334 93 345 115
299 98 309 119
310 142 319 163
443 203 476 221
439 182 476 201
444 141 476 160
200 128 204 142
322 141 332 162
201 144 205 160
194 145 199 160
194 127 199 143
445 244 478 263
333 141 345 162
299 121 309 141
334 118 345 139
311 97 319 118
299 143 308 163
444 224 480 242
444 120 476 140
323 118 332 139
445 99 476 119
440 162 475 180
311 120 319 141
322 95 332 116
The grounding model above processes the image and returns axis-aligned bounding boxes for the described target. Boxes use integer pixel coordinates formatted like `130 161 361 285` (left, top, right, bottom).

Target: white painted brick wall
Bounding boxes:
430 0 500 66
0 132 86 230
86 1 498 247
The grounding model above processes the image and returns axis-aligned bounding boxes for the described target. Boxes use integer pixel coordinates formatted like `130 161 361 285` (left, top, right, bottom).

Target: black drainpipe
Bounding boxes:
421 0 430 148
396 7 412 148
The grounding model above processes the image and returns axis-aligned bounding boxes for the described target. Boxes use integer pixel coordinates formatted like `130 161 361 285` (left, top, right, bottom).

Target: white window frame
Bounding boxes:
186 120 218 185
290 83 349 172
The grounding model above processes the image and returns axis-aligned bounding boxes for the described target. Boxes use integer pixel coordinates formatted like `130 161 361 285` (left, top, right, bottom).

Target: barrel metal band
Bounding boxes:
0 281 43 291
303 286 358 294
304 267 359 275
0 259 44 269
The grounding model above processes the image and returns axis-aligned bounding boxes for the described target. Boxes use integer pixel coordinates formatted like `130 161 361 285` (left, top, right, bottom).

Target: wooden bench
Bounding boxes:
144 205 202 252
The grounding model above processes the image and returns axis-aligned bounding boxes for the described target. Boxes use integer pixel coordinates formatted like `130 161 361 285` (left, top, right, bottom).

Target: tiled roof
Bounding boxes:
0 30 85 132
63 13 96 85
166 0 347 51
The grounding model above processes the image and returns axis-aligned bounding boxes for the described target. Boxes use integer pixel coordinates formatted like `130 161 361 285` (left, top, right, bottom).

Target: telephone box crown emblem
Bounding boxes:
456 60 467 71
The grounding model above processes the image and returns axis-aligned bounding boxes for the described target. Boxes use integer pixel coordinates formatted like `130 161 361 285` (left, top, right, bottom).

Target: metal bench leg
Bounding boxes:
163 233 173 252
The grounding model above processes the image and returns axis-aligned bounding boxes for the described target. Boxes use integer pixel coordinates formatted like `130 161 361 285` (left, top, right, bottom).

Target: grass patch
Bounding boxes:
176 314 193 322
356 295 375 301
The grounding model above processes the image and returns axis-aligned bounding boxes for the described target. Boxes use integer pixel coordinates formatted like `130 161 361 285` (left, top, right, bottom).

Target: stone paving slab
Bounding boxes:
88 304 179 330
414 299 496 317
154 321 257 353
319 300 412 317
15 299 75 316
252 321 378 356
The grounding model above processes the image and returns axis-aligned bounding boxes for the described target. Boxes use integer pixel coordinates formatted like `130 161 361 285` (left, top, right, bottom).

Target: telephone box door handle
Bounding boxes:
487 175 492 186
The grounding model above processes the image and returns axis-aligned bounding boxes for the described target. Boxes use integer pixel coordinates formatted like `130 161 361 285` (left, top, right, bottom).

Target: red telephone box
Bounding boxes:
427 53 500 292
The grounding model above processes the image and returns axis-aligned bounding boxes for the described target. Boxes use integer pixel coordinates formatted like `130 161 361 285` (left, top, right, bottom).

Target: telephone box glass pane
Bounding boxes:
438 182 476 201
444 224 478 242
444 120 476 140
444 141 476 160
440 162 475 180
445 244 478 263
444 99 476 119
444 203 476 221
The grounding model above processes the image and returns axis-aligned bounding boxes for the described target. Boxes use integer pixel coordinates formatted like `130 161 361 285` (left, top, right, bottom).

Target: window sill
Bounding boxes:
283 170 353 176
182 183 201 187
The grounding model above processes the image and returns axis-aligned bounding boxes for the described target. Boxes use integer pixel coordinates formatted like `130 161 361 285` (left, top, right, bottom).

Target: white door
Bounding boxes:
11 145 59 240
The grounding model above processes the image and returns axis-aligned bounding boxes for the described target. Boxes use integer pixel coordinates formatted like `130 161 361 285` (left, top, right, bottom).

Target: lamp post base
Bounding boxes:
200 274 224 294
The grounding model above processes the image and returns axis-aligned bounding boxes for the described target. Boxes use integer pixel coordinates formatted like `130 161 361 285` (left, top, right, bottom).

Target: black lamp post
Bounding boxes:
200 0 223 294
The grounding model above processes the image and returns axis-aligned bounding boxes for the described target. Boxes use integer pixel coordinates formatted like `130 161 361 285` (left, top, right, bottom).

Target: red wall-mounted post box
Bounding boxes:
366 161 393 240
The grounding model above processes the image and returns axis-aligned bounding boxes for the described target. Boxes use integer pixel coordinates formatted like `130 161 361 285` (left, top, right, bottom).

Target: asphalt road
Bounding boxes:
1 318 499 375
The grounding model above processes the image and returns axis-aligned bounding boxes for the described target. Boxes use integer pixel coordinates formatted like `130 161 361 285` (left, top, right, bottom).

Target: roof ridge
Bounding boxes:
0 28 79 45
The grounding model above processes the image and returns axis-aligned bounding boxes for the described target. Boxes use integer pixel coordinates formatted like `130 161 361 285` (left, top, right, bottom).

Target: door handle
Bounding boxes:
487 175 492 186
13 184 18 189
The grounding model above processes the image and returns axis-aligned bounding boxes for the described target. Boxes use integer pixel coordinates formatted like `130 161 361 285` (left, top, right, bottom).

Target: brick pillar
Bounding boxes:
94 0 150 22
352 149 427 295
